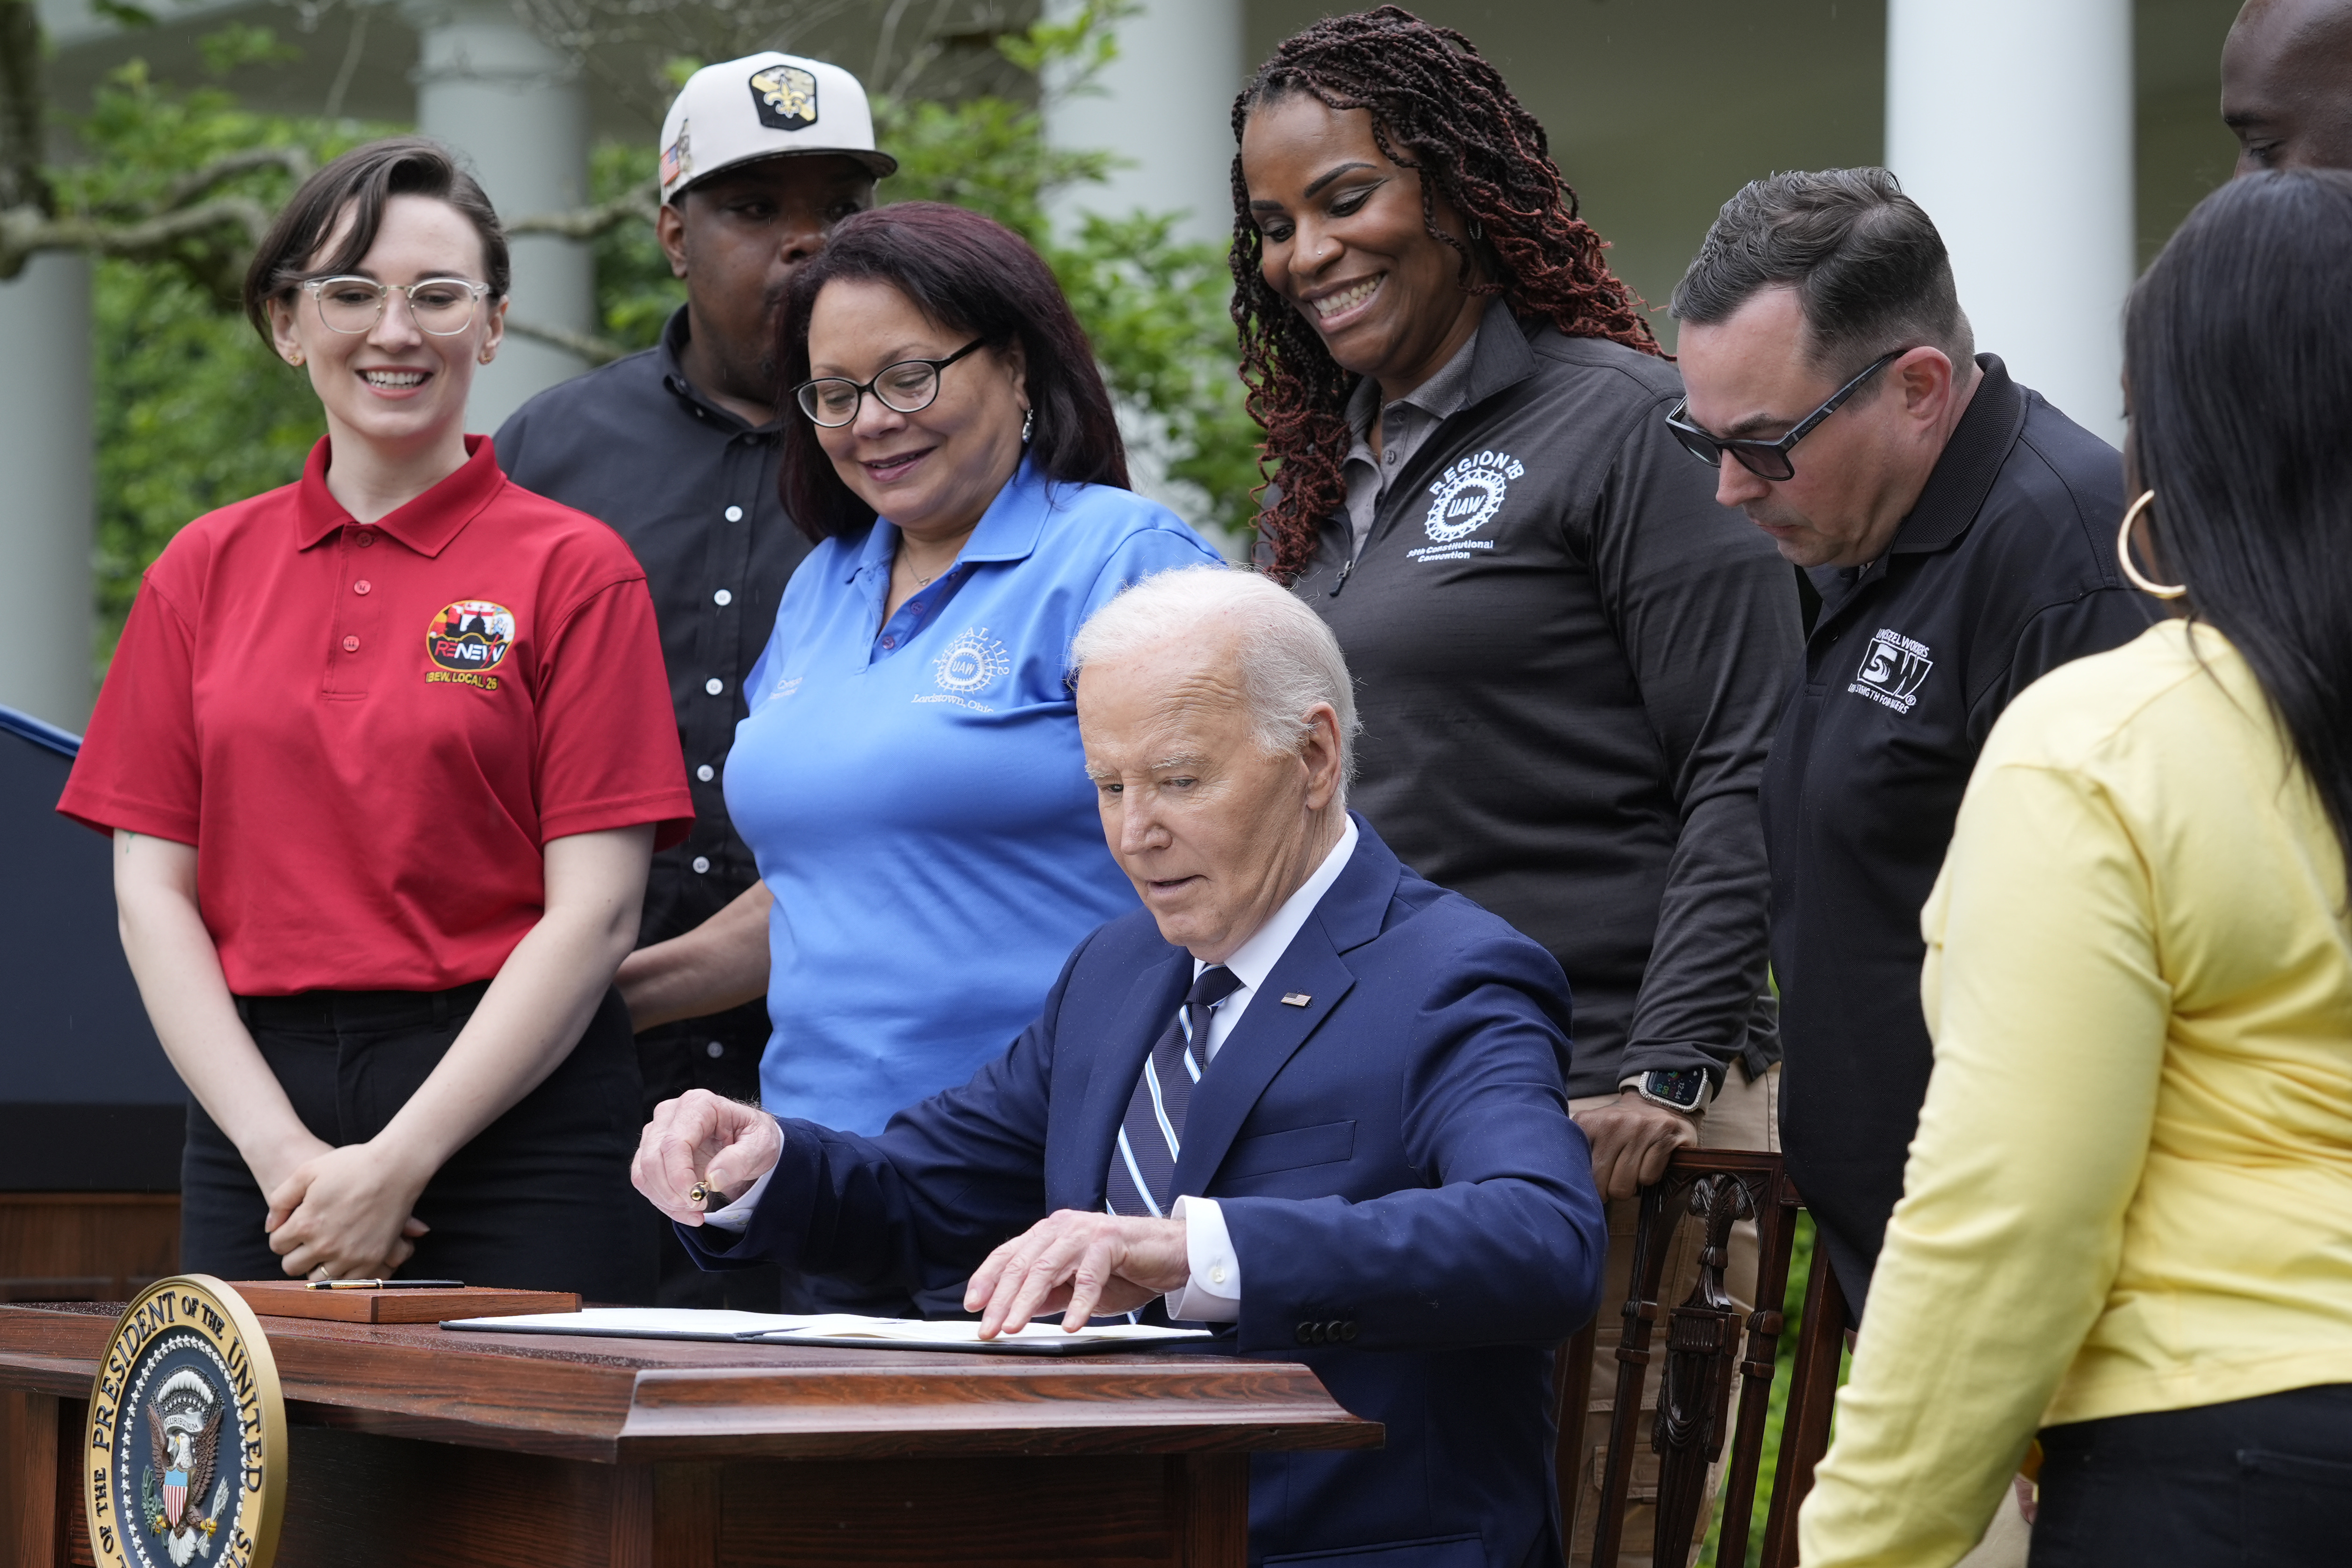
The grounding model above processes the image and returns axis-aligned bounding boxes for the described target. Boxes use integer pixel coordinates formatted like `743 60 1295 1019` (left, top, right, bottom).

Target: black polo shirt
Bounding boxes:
494 307 810 1093
1293 310 1801 1100
1765 355 2155 1310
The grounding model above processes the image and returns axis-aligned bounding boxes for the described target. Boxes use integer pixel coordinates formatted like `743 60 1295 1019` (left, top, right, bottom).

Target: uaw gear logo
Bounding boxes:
916 626 1012 712
931 627 1011 694
87 1276 285 1568
426 600 516 673
1850 627 1934 713
1417 448 1526 556
748 64 818 131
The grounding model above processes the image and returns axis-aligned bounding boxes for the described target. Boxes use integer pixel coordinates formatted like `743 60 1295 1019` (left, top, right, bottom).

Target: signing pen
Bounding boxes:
304 1279 466 1290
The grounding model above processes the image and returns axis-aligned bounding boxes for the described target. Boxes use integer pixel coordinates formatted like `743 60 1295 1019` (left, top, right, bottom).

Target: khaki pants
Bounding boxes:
1564 1063 1777 1568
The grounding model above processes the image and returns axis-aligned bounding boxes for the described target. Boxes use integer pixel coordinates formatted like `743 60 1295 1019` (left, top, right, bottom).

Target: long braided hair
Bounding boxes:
1231 7 1661 581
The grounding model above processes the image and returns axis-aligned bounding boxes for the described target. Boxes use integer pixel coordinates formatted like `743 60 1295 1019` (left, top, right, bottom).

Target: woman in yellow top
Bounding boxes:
1797 170 2352 1567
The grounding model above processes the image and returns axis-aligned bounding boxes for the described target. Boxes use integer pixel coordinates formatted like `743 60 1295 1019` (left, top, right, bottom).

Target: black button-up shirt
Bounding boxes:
493 308 811 1083
1763 355 2155 1310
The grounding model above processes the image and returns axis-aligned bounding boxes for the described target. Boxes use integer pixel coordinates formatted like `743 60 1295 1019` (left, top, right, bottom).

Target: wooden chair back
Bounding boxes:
1555 1149 1848 1568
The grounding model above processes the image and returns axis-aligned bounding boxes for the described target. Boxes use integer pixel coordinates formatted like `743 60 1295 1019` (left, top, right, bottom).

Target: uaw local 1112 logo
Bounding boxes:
87 1276 286 1568
426 599 516 690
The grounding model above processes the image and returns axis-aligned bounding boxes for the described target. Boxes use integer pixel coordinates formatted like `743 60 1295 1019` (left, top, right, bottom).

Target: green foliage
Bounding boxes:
586 137 682 353
91 263 322 655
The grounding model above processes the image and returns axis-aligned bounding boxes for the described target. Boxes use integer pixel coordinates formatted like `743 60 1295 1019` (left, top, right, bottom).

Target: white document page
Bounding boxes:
441 1307 1212 1352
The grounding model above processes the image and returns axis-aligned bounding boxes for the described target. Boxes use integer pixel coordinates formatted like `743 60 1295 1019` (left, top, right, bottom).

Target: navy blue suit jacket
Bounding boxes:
686 819 1606 1568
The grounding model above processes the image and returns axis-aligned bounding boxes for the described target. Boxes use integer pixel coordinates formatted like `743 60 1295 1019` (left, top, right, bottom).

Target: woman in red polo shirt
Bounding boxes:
60 138 692 1300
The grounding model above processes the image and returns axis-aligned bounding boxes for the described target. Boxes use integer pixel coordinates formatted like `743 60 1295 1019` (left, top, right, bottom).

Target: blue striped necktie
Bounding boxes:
1105 965 1243 1218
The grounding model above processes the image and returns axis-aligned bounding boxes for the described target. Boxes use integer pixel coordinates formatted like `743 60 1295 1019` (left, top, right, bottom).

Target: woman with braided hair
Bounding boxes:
1234 12 1801 1561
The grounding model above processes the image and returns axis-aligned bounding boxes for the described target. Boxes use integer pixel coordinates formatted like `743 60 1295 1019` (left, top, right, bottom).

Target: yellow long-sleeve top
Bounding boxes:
1799 619 2352 1568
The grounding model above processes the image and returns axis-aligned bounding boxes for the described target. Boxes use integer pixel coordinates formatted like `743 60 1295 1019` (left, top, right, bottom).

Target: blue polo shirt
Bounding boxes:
727 458 1224 1132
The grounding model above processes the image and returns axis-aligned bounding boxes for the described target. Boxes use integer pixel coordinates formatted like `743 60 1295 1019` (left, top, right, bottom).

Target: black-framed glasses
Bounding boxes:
795 338 988 427
1665 348 1905 482
303 275 491 337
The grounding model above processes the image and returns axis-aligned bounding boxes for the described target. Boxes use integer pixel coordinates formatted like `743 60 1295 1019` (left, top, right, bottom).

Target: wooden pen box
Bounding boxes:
229 1281 579 1323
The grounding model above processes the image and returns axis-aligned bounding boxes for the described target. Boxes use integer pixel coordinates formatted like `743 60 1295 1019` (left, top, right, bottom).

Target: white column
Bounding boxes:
1886 0 2133 445
1044 0 1244 248
406 0 593 431
0 253 95 729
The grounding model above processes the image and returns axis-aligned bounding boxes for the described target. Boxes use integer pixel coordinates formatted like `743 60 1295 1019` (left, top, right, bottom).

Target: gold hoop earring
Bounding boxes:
2116 490 2186 599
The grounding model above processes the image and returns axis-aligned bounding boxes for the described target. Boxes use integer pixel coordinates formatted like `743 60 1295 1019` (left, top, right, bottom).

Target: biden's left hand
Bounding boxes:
965 1210 1190 1338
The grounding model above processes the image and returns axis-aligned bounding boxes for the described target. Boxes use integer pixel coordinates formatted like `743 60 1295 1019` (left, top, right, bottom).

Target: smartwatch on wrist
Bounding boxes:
1622 1067 1710 1115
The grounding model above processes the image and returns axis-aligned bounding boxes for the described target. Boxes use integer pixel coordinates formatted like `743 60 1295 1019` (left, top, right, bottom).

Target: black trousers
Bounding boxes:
182 982 657 1304
2030 1383 2352 1568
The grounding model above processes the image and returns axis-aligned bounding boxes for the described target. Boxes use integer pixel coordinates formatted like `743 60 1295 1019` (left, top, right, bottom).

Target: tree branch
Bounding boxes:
505 180 657 240
155 145 314 212
504 314 629 366
1 0 55 218
1 194 274 279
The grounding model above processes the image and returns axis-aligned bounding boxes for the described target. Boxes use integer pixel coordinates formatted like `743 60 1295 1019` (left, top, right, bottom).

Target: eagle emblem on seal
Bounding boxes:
142 1371 227 1564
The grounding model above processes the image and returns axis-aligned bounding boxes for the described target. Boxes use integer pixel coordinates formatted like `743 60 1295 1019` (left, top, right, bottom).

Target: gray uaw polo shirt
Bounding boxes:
1290 303 1801 1099
1763 355 2154 1313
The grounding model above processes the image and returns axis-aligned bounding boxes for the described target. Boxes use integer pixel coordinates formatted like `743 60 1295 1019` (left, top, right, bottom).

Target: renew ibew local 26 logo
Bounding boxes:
1410 449 1524 563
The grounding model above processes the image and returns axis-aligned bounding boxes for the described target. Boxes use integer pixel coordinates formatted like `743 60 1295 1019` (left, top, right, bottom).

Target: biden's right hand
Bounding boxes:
632 1089 784 1226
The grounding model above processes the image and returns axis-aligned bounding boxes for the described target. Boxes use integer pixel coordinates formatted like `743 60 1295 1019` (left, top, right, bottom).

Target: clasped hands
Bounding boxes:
261 1136 432 1280
632 1090 1191 1337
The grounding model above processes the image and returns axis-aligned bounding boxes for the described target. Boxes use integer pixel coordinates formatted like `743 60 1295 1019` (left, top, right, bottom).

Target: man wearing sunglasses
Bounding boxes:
1669 168 2151 1335
491 52 895 1313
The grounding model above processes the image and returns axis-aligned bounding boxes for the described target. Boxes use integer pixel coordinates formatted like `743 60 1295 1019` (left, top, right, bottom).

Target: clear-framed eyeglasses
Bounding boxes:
303 275 493 337
795 338 987 427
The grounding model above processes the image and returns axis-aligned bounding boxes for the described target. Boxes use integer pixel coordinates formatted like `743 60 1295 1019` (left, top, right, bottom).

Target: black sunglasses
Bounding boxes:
1665 348 1905 482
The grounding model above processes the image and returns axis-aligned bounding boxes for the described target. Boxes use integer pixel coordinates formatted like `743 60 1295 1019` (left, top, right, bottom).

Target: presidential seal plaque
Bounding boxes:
85 1276 286 1568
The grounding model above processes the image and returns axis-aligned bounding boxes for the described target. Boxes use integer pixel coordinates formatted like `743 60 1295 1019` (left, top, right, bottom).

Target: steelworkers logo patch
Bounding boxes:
1423 449 1526 545
87 1276 285 1568
748 64 818 131
426 600 515 673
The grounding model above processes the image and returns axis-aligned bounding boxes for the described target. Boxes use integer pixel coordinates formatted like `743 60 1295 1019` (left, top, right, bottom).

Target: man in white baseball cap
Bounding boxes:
492 53 897 1314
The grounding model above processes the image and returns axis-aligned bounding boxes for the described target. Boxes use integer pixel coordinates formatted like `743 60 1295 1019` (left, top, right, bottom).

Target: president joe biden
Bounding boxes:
635 565 1605 1568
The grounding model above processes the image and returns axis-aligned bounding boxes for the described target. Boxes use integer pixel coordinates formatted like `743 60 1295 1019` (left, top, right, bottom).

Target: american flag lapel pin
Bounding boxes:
1280 992 1312 1007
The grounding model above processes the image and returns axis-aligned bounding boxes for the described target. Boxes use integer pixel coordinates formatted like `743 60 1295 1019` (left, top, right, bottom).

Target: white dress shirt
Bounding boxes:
708 817 1363 1327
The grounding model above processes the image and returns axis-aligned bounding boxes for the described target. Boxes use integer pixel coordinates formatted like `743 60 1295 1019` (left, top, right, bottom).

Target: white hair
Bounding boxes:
1069 564 1360 790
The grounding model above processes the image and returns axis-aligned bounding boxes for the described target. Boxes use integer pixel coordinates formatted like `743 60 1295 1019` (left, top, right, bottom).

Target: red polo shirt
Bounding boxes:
60 436 693 996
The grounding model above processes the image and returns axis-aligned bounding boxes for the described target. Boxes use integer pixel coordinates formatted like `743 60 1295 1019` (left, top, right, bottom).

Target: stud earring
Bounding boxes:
286 351 304 367
1021 407 1034 444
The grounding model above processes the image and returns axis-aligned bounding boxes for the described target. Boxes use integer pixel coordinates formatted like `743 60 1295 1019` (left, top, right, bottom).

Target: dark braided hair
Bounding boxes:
1231 6 1661 581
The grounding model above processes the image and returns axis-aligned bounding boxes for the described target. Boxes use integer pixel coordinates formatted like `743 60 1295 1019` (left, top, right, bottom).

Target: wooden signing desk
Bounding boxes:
0 1302 1378 1568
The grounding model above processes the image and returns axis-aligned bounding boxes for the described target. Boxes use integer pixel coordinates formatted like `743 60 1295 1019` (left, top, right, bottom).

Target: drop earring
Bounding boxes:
1021 407 1034 444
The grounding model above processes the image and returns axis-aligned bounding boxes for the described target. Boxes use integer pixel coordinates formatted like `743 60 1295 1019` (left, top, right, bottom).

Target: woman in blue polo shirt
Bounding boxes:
620 202 1221 1151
